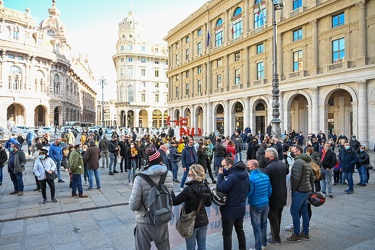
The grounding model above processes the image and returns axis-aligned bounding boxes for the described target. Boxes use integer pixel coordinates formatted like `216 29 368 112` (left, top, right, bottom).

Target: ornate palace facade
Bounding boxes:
165 0 375 147
0 1 96 129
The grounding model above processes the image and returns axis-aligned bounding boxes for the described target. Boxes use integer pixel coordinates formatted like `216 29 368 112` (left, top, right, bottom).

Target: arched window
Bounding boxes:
128 85 134 102
54 74 60 95
215 18 224 47
9 65 23 90
34 70 44 92
232 7 243 39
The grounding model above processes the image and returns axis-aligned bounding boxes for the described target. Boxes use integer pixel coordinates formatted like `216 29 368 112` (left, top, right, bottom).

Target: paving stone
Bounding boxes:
98 219 126 234
91 208 116 221
26 221 49 236
52 223 79 244
0 243 21 250
79 230 112 249
0 232 23 245
49 213 72 226
1 220 24 235
54 241 83 250
72 218 99 233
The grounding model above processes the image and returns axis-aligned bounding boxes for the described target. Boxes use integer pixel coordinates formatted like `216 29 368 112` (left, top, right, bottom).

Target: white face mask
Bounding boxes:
166 150 170 155
187 177 193 182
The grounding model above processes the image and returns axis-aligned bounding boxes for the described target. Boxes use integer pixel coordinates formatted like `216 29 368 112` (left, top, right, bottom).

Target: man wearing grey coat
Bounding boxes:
129 149 173 250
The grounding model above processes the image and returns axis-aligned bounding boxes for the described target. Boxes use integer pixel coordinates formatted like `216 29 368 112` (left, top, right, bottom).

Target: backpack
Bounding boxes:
137 171 173 225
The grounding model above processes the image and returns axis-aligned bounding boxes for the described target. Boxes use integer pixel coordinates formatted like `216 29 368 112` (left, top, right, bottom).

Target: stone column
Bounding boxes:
244 46 250 86
243 0 249 37
277 33 283 79
351 102 358 139
243 97 250 131
311 19 318 74
224 100 230 136
224 55 229 91
207 61 212 95
357 80 368 147
206 102 212 134
134 110 139 127
311 87 319 134
356 0 367 66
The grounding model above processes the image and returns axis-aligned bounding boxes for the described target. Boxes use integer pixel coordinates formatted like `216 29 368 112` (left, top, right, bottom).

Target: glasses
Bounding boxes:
221 165 227 168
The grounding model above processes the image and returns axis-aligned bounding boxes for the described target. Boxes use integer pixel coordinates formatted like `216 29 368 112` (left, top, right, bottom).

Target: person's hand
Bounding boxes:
218 167 223 174
183 167 186 172
48 170 52 174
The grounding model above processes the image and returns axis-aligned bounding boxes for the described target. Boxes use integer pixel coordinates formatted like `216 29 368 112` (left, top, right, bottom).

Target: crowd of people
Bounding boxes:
0 125 373 249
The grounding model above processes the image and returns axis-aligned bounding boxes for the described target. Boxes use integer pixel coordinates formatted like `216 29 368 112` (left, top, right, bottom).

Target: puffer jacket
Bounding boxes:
69 150 84 175
129 164 173 224
33 157 56 180
247 169 272 207
320 149 336 169
291 153 315 192
173 180 212 228
339 148 358 173
217 161 250 219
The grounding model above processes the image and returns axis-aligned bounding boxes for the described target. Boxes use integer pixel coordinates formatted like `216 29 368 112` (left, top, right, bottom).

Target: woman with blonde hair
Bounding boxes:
173 164 212 250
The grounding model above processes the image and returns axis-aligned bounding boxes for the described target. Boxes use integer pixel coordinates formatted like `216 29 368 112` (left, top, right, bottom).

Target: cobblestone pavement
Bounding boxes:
0 143 374 250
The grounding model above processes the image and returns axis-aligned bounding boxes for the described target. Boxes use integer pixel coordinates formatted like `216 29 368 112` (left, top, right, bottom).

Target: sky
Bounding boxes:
3 0 207 100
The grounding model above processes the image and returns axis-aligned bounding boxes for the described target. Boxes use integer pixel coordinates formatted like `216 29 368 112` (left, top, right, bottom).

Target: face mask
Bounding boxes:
79 149 82 153
290 152 296 158
131 145 134 148
187 177 193 182
39 155 46 160
325 147 330 151
223 168 229 175
352 138 355 141
360 149 364 153
9 148 14 152
345 146 350 150
166 150 170 155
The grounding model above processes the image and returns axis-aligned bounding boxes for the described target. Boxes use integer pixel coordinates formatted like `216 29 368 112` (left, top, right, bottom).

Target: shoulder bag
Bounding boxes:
41 159 57 181
176 197 205 238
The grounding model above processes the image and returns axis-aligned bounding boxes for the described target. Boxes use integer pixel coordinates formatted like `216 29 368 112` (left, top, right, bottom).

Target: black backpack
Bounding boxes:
137 172 173 225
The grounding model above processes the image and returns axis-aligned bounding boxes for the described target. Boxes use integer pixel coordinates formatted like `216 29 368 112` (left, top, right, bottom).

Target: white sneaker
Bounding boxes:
249 247 266 250
84 181 88 186
285 224 294 230
180 187 184 192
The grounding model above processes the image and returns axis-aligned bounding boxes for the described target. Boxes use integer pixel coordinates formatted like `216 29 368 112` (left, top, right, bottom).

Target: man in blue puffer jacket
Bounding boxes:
247 160 272 250
217 157 250 250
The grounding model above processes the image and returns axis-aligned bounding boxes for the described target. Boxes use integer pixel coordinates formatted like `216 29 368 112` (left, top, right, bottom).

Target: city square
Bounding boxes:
1 0 375 249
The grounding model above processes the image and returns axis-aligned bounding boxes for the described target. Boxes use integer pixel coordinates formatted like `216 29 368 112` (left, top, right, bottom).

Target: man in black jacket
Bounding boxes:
0 143 8 186
264 147 287 245
108 136 119 175
320 143 337 198
213 139 226 176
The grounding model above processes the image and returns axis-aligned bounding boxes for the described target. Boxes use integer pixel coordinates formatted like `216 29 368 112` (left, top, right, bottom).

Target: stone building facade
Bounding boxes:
164 0 375 147
113 12 168 129
0 1 96 129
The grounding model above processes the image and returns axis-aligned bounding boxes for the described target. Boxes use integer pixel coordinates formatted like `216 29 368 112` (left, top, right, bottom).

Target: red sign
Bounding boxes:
167 116 202 136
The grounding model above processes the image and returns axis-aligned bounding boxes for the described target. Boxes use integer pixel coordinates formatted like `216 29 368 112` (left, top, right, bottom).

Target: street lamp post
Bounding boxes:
99 76 107 128
271 0 284 139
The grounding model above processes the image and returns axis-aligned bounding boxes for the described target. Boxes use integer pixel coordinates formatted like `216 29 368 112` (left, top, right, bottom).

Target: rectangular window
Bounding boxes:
155 70 159 77
155 82 159 88
17 56 24 60
128 67 133 76
155 60 159 64
197 28 202 36
128 57 133 62
155 94 159 102
197 79 202 92
186 83 189 95
293 29 303 41
235 69 241 85
185 48 189 60
121 58 124 62
120 68 124 76
257 62 264 80
217 74 222 88
128 45 133 50
197 65 202 74
217 59 222 67
141 93 146 102
142 82 146 87
8 54 15 59
176 54 179 64
332 38 345 63
197 42 202 55
176 43 179 49
233 20 242 39
235 52 240 61
293 50 303 72
186 36 190 43
141 69 146 76
254 9 266 29
13 31 19 40
256 43 264 54
293 0 302 10
215 31 223 47
141 57 146 63
332 12 345 28
142 46 146 51
186 71 189 78
155 48 159 53
121 45 125 51
176 86 179 97
176 75 179 81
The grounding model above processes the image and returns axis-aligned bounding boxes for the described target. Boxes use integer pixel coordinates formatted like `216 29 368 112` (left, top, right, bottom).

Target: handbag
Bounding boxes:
41 159 57 181
176 198 205 238
365 164 373 170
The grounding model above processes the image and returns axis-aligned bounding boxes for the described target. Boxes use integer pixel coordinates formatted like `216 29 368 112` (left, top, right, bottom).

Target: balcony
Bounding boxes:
289 6 307 18
253 79 267 85
249 26 264 36
214 88 224 93
327 60 350 71
289 70 308 78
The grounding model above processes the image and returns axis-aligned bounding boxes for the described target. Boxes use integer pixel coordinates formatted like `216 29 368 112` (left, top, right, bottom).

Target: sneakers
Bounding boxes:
109 172 114 175
18 192 24 196
286 233 302 242
10 190 19 195
84 181 88 186
249 247 266 250
285 224 294 231
58 179 65 183
43 198 47 204
180 187 184 192
33 188 40 191
346 190 354 194
113 170 119 173
212 180 217 184
267 238 281 245
51 197 57 203
129 182 133 186
300 232 310 241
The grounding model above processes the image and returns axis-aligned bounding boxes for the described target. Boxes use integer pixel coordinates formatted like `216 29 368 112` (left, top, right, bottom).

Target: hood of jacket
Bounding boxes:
295 153 312 163
229 160 248 180
142 164 168 176
186 180 211 199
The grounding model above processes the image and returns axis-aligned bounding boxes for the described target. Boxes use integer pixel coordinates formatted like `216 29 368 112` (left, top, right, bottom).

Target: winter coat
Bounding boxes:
358 150 370 166
49 143 62 162
213 144 226 157
217 161 250 219
84 145 101 170
33 157 56 180
173 180 212 228
256 147 266 169
99 138 109 152
291 154 315 192
320 149 337 169
339 149 358 173
0 148 8 168
181 146 198 168
9 150 26 173
108 140 119 155
226 146 236 160
264 159 287 209
197 149 208 170
247 169 272 207
69 150 84 175
129 164 173 224
169 146 181 163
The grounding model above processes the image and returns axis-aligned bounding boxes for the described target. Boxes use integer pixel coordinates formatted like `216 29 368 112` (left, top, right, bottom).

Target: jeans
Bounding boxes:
0 167 3 184
180 164 191 188
222 216 246 250
55 160 62 181
101 151 109 168
250 205 269 250
27 141 32 155
343 172 354 191
39 178 55 199
128 159 137 183
290 191 310 235
172 162 179 180
109 153 117 173
10 171 24 191
185 225 208 250
88 169 101 188
321 168 332 194
358 166 368 185
72 174 83 195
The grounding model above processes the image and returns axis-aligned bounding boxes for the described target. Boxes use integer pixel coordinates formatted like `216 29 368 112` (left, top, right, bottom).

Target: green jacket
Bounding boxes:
291 153 315 192
69 150 84 175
